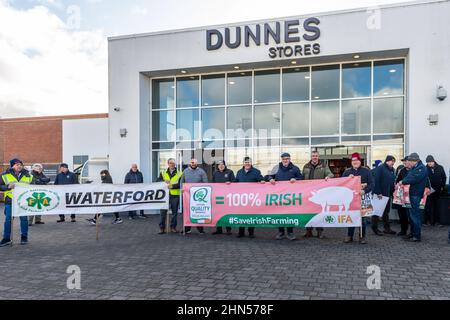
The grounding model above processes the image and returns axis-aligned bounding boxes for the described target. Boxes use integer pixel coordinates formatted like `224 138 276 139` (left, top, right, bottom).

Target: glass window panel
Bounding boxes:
342 99 371 135
342 62 371 98
202 74 225 106
282 67 310 101
281 147 311 169
152 110 175 141
202 141 225 149
373 134 404 145
373 97 404 133
152 142 175 150
254 70 280 103
152 151 176 182
254 146 281 176
254 104 281 138
152 79 174 109
311 137 339 145
226 139 252 148
374 60 404 96
176 109 199 141
177 76 199 108
202 108 225 140
225 148 252 174
254 138 280 147
311 101 339 136
341 136 371 145
282 138 309 146
372 145 404 169
228 72 252 105
312 65 340 100
227 106 252 136
282 103 309 137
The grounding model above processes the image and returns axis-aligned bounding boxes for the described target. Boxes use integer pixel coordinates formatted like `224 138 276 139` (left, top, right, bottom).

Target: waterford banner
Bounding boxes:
183 177 363 228
12 182 169 217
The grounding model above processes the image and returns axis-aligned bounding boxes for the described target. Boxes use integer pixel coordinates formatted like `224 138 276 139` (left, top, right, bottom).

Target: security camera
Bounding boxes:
113 107 121 112
437 86 447 101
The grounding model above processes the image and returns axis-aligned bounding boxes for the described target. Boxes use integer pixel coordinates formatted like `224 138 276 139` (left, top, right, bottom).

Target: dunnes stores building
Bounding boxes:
108 0 450 182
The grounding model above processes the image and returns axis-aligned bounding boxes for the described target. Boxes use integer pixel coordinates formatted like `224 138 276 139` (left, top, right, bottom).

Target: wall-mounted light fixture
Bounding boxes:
428 114 439 126
113 107 121 112
120 128 128 138
437 85 447 101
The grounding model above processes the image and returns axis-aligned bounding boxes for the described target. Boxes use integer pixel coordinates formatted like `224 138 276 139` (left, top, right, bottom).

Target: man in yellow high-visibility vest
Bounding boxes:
0 159 34 247
157 158 182 234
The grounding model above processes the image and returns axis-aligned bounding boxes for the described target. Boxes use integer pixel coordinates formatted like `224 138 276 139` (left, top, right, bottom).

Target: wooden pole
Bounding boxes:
96 214 100 241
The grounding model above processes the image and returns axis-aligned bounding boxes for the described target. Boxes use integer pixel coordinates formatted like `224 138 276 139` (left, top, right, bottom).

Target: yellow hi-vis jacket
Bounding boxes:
1 170 33 201
161 169 182 196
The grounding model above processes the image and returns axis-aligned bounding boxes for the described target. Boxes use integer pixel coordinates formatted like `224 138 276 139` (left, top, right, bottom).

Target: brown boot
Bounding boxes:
158 228 166 235
304 229 313 238
344 236 353 243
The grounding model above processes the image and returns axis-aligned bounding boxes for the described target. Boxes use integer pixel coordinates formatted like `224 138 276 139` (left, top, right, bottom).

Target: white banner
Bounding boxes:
12 183 169 217
368 196 390 218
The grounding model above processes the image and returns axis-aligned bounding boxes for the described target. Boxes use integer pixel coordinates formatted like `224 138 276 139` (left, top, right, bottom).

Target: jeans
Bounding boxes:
238 227 255 236
408 196 422 240
278 227 294 235
159 196 180 229
3 204 28 240
348 217 367 238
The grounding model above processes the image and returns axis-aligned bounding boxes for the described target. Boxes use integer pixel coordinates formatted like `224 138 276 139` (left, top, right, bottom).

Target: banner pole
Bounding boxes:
166 210 170 235
177 151 185 236
96 214 100 241
10 212 14 246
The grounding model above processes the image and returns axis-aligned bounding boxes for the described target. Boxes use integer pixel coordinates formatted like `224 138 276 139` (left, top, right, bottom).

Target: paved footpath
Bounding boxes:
0 204 449 300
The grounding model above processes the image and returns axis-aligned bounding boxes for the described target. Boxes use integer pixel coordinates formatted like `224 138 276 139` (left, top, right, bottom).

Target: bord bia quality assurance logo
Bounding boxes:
189 186 212 224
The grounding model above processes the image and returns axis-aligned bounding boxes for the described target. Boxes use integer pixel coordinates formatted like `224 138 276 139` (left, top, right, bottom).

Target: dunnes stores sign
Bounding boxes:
206 18 321 59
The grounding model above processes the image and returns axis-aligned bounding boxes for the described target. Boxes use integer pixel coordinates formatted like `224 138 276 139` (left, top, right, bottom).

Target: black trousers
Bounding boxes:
185 226 204 233
278 227 294 234
238 227 255 236
215 227 232 233
372 198 392 231
397 206 409 233
59 214 75 220
128 210 144 217
424 192 441 225
93 213 119 220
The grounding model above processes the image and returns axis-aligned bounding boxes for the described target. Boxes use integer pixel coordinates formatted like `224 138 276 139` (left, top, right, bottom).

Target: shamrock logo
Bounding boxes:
26 192 52 210
324 215 335 224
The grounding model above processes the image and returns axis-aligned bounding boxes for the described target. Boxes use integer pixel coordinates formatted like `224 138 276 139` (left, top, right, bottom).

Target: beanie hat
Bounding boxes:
385 155 396 163
407 153 420 162
426 155 435 163
10 158 23 167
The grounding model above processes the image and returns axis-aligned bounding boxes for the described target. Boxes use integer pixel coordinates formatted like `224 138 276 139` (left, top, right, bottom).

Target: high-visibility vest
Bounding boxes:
161 170 182 196
1 172 33 200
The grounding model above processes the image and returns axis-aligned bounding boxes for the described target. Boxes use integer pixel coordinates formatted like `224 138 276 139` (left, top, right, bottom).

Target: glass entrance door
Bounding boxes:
312 146 370 177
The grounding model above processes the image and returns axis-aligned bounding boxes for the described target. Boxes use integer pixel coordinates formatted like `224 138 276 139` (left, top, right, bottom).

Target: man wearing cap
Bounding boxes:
371 156 397 236
393 157 410 236
212 160 235 236
268 153 304 241
54 163 79 223
400 153 428 242
28 164 51 226
0 159 33 247
235 157 266 238
343 153 374 244
424 155 447 226
302 151 334 239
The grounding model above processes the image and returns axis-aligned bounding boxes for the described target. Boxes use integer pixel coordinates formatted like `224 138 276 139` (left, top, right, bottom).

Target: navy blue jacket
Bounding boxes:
268 162 304 182
235 167 264 183
124 170 144 184
402 161 428 198
54 171 78 185
342 166 374 194
373 163 396 197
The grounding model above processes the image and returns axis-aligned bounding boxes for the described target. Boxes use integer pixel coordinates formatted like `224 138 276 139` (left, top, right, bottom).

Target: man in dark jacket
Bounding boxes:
268 153 304 241
302 151 334 239
29 164 51 226
54 163 78 223
212 160 235 235
400 153 428 242
124 164 147 220
343 153 374 245
372 156 397 236
424 155 447 226
394 157 410 236
235 157 265 238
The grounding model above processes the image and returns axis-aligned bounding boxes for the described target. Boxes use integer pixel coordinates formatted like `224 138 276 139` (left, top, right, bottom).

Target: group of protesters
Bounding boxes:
0 150 448 247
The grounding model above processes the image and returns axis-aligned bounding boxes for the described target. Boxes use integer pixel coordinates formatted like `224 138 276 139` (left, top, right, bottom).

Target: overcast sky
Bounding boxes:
0 0 412 118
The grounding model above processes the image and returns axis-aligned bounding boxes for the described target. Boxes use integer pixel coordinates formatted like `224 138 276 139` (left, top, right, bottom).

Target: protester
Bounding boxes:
343 153 374 245
124 164 148 220
235 157 265 238
212 160 235 236
0 159 33 246
268 153 303 241
181 158 208 235
371 160 383 177
400 153 428 242
54 163 78 223
424 155 447 226
88 170 123 226
371 156 397 236
157 158 182 234
302 151 334 239
28 163 50 226
393 157 410 236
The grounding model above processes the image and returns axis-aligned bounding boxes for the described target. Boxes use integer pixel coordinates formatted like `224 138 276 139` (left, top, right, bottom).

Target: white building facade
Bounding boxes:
108 0 450 182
